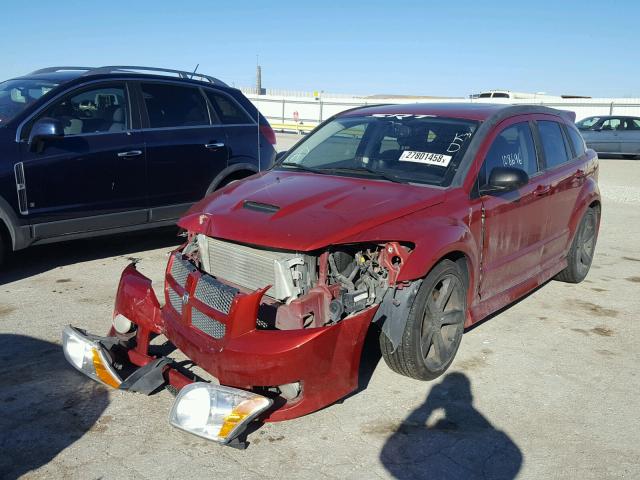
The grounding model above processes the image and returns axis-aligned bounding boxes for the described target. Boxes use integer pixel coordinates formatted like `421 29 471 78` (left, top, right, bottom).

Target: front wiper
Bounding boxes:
279 162 329 175
325 166 410 184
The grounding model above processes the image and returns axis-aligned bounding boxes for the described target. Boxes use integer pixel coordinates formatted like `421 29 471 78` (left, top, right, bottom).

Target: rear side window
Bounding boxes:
141 83 209 128
479 122 539 186
537 121 570 169
206 91 253 124
566 127 586 157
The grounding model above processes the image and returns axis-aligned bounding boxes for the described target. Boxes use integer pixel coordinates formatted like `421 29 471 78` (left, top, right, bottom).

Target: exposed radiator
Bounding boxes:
198 235 309 300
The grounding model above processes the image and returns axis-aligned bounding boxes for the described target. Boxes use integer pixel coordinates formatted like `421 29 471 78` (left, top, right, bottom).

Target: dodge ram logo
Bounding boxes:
182 292 189 305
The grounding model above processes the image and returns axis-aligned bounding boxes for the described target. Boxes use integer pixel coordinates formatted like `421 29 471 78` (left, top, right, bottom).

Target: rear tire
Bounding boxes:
380 259 466 380
555 207 599 283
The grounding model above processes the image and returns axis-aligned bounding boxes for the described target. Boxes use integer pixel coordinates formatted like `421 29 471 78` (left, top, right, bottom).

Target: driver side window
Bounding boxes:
478 122 539 187
35 84 128 136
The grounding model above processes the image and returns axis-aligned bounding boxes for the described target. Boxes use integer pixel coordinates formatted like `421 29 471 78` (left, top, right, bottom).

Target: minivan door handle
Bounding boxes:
117 150 143 158
204 142 225 150
533 185 552 196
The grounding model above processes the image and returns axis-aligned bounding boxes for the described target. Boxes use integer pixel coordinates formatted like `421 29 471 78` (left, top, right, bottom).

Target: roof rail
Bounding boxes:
29 65 228 86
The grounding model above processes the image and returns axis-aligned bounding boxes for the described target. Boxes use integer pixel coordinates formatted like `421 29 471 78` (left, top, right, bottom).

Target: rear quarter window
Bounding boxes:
566 126 586 157
206 91 253 124
537 120 570 169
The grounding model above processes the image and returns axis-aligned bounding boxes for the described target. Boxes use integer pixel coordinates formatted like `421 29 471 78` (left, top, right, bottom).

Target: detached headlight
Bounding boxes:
62 326 122 388
169 383 272 444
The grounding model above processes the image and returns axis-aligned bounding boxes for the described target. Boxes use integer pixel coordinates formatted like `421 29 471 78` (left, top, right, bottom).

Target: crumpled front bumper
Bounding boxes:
68 262 375 422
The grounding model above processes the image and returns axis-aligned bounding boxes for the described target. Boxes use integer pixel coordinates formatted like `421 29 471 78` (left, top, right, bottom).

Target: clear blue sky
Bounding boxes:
2 0 638 97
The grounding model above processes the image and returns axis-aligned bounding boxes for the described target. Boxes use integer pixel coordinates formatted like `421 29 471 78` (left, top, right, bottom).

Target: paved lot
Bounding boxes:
0 137 639 479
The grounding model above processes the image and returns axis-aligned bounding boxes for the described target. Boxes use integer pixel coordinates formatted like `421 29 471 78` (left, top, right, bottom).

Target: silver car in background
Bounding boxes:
577 116 640 158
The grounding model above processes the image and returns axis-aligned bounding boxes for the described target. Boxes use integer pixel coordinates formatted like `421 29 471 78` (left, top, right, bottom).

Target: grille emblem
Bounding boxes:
182 292 190 305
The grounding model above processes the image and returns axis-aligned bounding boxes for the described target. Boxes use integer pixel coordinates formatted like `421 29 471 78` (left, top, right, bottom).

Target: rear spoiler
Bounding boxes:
559 110 576 123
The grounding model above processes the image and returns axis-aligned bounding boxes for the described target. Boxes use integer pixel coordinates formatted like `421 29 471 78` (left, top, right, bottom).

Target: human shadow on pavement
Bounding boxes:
0 227 182 284
380 373 522 480
0 334 109 479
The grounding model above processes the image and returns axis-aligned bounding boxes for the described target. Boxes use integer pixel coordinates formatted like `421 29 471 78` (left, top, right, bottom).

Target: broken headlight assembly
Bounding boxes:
169 383 272 444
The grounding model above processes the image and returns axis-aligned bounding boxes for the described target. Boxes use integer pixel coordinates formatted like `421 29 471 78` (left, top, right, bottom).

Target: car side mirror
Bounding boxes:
28 117 64 152
275 150 288 162
480 166 529 195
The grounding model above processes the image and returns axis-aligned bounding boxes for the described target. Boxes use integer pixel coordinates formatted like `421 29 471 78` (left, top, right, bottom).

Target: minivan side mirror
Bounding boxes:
480 166 529 195
28 117 64 151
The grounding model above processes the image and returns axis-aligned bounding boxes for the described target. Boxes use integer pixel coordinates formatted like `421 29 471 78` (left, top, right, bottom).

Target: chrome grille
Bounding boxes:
171 254 196 286
167 286 183 314
191 307 226 339
14 162 28 215
194 274 237 314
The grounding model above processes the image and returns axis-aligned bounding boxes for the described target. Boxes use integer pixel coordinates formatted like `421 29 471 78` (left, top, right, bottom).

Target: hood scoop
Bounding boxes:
242 200 280 214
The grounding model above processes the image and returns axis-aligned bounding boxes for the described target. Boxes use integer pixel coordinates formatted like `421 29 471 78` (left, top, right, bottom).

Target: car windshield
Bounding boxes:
279 114 478 186
0 79 58 124
576 117 601 130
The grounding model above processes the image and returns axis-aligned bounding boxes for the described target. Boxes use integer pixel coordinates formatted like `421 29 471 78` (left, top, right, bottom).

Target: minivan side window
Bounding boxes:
538 121 570 169
205 91 254 125
566 127 586 157
141 83 209 128
478 122 539 187
35 84 128 136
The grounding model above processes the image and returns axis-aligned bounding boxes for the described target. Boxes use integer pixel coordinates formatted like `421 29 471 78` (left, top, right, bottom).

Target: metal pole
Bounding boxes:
282 99 285 125
610 102 614 115
319 99 323 122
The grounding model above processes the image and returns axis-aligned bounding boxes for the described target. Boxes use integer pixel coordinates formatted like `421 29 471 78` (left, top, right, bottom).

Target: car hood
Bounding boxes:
179 170 446 251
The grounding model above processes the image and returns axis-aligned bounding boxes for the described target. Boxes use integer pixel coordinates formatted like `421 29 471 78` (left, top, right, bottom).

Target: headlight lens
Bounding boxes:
62 326 122 388
169 383 272 443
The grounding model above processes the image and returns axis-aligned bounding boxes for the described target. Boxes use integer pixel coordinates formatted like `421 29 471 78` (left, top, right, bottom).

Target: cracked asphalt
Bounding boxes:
0 135 638 479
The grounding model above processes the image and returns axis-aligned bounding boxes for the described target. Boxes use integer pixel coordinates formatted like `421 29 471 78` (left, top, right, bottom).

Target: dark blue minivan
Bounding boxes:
0 66 276 264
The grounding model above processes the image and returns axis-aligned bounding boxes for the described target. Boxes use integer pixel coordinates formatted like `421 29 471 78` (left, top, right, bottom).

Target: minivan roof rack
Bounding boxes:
29 66 228 86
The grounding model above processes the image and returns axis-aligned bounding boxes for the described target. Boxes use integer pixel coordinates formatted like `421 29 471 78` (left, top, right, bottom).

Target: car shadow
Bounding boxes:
0 334 110 479
380 373 522 480
0 227 182 284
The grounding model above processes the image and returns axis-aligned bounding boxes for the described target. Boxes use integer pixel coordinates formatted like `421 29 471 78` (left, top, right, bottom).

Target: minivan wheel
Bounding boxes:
380 259 466 381
555 206 599 283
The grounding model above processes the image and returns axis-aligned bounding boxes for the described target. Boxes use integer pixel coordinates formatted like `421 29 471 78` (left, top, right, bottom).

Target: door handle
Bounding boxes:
533 185 551 196
205 142 225 150
117 150 143 158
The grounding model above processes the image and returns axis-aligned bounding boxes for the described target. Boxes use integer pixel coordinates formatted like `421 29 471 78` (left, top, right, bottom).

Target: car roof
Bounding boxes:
342 102 509 121
8 66 228 88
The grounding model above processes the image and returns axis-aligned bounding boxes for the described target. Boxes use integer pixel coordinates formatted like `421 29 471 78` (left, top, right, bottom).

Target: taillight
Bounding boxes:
259 124 276 145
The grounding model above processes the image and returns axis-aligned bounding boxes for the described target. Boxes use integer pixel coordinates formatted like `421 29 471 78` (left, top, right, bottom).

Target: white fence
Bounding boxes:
243 92 640 133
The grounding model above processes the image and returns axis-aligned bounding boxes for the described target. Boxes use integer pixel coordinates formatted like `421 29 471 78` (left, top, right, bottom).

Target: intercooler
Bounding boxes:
196 234 313 301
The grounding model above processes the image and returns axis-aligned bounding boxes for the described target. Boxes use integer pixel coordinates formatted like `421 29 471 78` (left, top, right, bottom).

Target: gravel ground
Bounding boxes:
0 139 638 479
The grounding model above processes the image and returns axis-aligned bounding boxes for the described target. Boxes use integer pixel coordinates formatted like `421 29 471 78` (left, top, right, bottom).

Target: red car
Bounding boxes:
63 103 600 447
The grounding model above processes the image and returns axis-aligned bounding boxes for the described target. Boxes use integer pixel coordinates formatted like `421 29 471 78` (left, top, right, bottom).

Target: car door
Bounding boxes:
476 119 548 300
616 118 640 155
137 81 228 221
204 88 260 172
536 120 586 266
589 117 621 154
18 81 147 236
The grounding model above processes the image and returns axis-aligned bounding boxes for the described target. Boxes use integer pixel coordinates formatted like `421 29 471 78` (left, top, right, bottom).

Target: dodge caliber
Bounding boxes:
63 103 601 446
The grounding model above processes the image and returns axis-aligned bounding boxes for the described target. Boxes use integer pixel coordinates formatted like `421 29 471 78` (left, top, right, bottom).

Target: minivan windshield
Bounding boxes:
0 79 58 124
279 114 478 186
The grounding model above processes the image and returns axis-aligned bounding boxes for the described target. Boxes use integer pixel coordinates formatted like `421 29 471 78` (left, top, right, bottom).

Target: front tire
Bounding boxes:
555 206 599 283
380 259 466 380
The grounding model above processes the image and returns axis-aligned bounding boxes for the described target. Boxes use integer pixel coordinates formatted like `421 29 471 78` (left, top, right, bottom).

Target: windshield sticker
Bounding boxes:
399 151 453 167
446 132 473 153
369 113 436 119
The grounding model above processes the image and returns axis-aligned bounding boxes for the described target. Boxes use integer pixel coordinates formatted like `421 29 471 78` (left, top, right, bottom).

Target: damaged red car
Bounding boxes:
63 103 601 447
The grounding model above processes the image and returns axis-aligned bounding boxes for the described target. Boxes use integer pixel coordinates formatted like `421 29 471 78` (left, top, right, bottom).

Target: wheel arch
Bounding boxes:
205 163 259 195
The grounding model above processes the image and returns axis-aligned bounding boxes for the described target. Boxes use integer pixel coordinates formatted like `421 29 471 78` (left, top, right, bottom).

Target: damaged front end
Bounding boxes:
62 233 418 445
